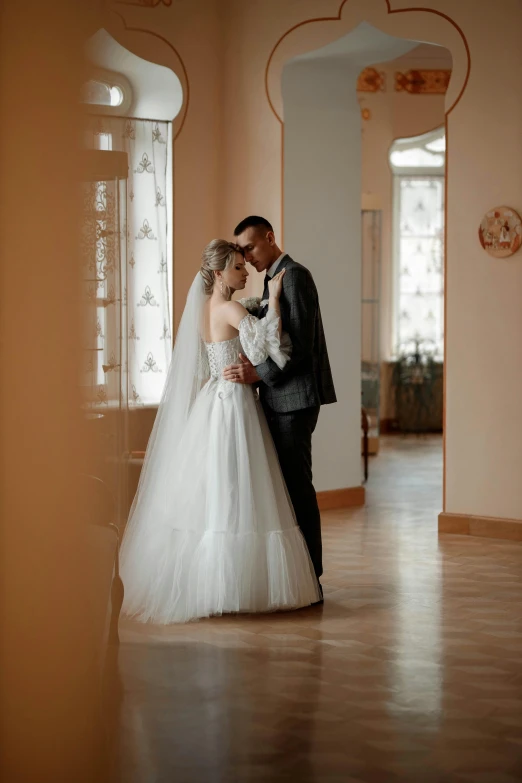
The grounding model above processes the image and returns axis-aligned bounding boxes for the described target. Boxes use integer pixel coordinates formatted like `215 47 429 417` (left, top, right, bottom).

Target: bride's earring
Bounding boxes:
220 279 224 296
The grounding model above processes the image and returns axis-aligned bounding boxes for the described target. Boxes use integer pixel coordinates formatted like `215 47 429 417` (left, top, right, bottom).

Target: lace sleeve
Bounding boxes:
238 310 292 369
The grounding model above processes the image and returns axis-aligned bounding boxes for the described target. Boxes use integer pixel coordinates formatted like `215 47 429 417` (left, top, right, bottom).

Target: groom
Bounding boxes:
223 216 336 597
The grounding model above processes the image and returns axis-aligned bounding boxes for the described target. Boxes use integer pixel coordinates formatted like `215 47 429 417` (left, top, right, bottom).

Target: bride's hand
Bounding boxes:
268 268 286 299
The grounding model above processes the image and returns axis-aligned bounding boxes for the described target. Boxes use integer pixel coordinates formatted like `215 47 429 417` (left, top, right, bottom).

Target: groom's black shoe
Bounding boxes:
311 582 324 606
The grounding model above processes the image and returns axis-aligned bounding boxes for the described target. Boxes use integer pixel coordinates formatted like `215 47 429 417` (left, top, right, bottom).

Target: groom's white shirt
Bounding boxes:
266 252 286 278
260 254 287 309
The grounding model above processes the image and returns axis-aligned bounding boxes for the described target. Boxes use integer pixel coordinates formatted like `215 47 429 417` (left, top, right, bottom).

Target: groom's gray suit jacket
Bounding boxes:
256 255 336 413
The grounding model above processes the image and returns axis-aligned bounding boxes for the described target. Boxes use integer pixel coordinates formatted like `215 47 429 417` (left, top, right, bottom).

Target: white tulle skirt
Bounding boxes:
120 381 321 623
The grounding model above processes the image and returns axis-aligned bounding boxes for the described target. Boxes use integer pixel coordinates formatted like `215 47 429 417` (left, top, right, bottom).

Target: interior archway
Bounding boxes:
266 0 469 124
85 28 183 122
270 3 469 507
101 12 189 136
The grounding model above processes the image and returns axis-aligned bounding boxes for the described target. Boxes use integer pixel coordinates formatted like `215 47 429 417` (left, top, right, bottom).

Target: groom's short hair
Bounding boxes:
234 216 273 236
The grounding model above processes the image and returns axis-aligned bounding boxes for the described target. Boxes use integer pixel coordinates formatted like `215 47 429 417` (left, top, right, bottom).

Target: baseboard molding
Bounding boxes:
438 512 522 542
317 486 365 510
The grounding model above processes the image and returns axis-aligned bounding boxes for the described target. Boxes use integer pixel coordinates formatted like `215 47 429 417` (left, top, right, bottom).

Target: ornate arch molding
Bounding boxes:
265 0 471 125
107 9 190 139
265 1 471 513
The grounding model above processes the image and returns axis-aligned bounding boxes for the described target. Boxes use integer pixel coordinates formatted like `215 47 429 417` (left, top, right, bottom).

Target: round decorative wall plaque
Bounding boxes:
479 206 522 258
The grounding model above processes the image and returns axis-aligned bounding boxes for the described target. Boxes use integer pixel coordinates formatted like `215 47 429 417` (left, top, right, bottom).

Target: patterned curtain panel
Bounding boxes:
87 117 172 406
396 177 444 357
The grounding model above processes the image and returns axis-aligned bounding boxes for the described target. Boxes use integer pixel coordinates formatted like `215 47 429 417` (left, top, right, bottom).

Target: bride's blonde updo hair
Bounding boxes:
200 239 241 297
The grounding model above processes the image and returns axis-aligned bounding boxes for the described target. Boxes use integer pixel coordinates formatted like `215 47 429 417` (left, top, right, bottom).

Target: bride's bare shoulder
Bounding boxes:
223 299 247 314
222 300 249 328
203 299 248 342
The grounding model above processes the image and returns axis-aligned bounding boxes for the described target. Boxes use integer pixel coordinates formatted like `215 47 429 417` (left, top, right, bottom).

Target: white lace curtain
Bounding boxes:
87 117 172 406
390 129 445 359
395 177 444 357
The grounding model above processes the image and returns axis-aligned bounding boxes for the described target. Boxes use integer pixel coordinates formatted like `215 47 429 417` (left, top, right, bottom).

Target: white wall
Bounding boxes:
283 58 362 492
282 26 418 493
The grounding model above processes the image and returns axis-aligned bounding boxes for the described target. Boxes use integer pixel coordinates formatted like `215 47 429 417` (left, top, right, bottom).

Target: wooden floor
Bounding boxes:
113 436 522 782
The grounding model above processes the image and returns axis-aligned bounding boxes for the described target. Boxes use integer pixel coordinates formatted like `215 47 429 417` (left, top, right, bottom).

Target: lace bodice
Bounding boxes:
203 312 291 395
205 336 242 380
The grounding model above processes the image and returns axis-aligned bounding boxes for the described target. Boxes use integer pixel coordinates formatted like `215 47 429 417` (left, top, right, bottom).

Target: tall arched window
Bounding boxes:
82 28 183 406
390 127 445 358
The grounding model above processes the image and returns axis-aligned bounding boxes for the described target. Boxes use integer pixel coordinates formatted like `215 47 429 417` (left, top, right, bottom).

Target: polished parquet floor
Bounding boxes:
115 436 522 783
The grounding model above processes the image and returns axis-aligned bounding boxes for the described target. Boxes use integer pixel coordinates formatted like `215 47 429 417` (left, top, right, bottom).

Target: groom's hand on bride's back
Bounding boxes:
223 354 260 384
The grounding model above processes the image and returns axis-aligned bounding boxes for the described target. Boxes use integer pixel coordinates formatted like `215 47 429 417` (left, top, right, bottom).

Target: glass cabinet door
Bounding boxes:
80 150 129 528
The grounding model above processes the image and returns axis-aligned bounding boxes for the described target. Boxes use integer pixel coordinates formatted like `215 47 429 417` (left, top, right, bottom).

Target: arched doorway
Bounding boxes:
265 4 470 509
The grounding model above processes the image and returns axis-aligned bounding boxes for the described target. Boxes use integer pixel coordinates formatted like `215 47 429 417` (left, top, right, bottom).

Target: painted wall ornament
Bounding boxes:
357 67 385 92
395 69 451 94
478 206 522 258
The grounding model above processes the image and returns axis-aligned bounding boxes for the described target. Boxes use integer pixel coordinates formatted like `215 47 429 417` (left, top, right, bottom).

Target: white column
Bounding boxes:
283 58 363 492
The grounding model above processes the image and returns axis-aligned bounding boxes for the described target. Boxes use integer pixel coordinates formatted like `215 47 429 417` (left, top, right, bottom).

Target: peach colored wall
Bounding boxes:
1 1 111 779
106 0 522 521
440 0 522 520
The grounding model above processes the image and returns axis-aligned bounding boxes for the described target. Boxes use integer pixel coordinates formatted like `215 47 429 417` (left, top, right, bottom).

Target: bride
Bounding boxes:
120 239 321 623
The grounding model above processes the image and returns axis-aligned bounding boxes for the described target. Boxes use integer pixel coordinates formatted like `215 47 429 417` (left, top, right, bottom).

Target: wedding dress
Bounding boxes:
120 275 320 624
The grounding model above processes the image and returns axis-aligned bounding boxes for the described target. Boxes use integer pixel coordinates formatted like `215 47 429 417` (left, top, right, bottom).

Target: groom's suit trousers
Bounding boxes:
256 255 335 582
262 403 322 580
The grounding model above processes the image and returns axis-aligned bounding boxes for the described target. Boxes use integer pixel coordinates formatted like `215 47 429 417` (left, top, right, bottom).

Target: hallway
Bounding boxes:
114 437 522 782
